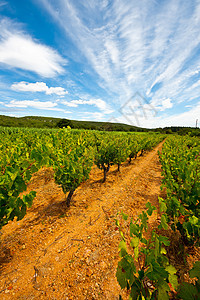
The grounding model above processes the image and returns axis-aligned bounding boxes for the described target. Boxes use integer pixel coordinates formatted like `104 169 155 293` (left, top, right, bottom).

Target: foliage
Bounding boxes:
0 127 164 227
115 202 178 300
0 114 148 132
52 130 93 206
116 203 200 299
94 137 116 182
159 136 200 245
177 261 200 299
94 132 164 181
0 130 50 228
56 118 74 128
112 136 130 171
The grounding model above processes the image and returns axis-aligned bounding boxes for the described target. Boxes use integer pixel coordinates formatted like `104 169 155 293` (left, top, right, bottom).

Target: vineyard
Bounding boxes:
0 128 199 299
0 127 164 228
116 135 200 299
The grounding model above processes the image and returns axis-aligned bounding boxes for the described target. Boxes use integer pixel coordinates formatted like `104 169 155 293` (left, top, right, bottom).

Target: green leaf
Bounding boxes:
22 191 36 207
146 202 156 216
189 261 200 279
117 256 136 289
177 282 198 300
165 265 176 275
166 265 178 290
148 261 168 281
116 265 127 289
121 211 128 221
158 282 170 300
120 230 125 240
161 247 167 255
130 237 139 248
141 238 147 245
115 219 120 227
159 198 167 213
138 269 144 280
160 215 168 230
14 175 26 193
155 237 160 258
119 240 127 257
130 222 139 237
130 284 141 300
189 216 199 225
169 273 178 290
158 236 170 246
31 149 42 163
134 246 139 261
130 237 139 260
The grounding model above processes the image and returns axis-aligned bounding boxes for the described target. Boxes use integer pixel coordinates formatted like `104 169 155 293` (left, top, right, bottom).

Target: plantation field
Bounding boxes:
0 128 199 299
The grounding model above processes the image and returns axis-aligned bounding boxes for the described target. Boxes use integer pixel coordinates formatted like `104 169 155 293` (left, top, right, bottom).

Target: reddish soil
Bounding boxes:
0 141 199 299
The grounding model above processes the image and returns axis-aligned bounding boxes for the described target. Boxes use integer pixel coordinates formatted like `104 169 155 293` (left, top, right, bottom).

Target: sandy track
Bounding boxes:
0 141 165 299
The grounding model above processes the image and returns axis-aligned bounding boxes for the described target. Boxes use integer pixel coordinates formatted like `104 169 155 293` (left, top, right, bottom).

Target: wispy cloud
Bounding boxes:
0 1 7 9
78 111 105 121
38 0 200 112
6 99 57 109
2 99 71 113
115 101 200 128
1 0 200 126
71 98 113 114
11 81 68 96
59 96 113 114
0 18 66 77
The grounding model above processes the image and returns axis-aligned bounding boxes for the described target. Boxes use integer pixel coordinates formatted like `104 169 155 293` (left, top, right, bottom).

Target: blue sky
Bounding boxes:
0 0 200 128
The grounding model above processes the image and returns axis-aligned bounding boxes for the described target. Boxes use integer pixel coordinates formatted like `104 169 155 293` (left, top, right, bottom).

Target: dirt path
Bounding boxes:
0 141 165 299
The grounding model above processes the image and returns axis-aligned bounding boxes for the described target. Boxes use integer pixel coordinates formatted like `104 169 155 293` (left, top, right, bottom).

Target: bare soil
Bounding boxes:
0 141 199 299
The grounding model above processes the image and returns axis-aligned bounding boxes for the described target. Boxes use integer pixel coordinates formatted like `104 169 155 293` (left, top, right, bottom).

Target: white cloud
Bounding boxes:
161 98 173 110
79 111 105 120
71 98 113 114
105 39 119 65
60 100 78 107
186 78 200 91
38 0 200 109
0 18 66 77
11 81 68 96
157 103 200 128
112 101 200 128
3 99 72 113
6 100 57 109
60 97 113 114
1 1 200 125
151 98 173 112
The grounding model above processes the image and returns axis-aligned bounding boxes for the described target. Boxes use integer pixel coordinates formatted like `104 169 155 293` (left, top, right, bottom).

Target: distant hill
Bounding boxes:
0 115 199 135
0 115 149 132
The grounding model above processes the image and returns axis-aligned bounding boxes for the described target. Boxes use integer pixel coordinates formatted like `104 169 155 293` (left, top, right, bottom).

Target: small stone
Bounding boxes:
86 268 93 277
100 261 107 269
84 249 91 257
22 245 26 249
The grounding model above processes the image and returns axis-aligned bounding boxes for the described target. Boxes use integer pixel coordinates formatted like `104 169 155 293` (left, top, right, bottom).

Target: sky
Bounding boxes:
0 0 200 128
